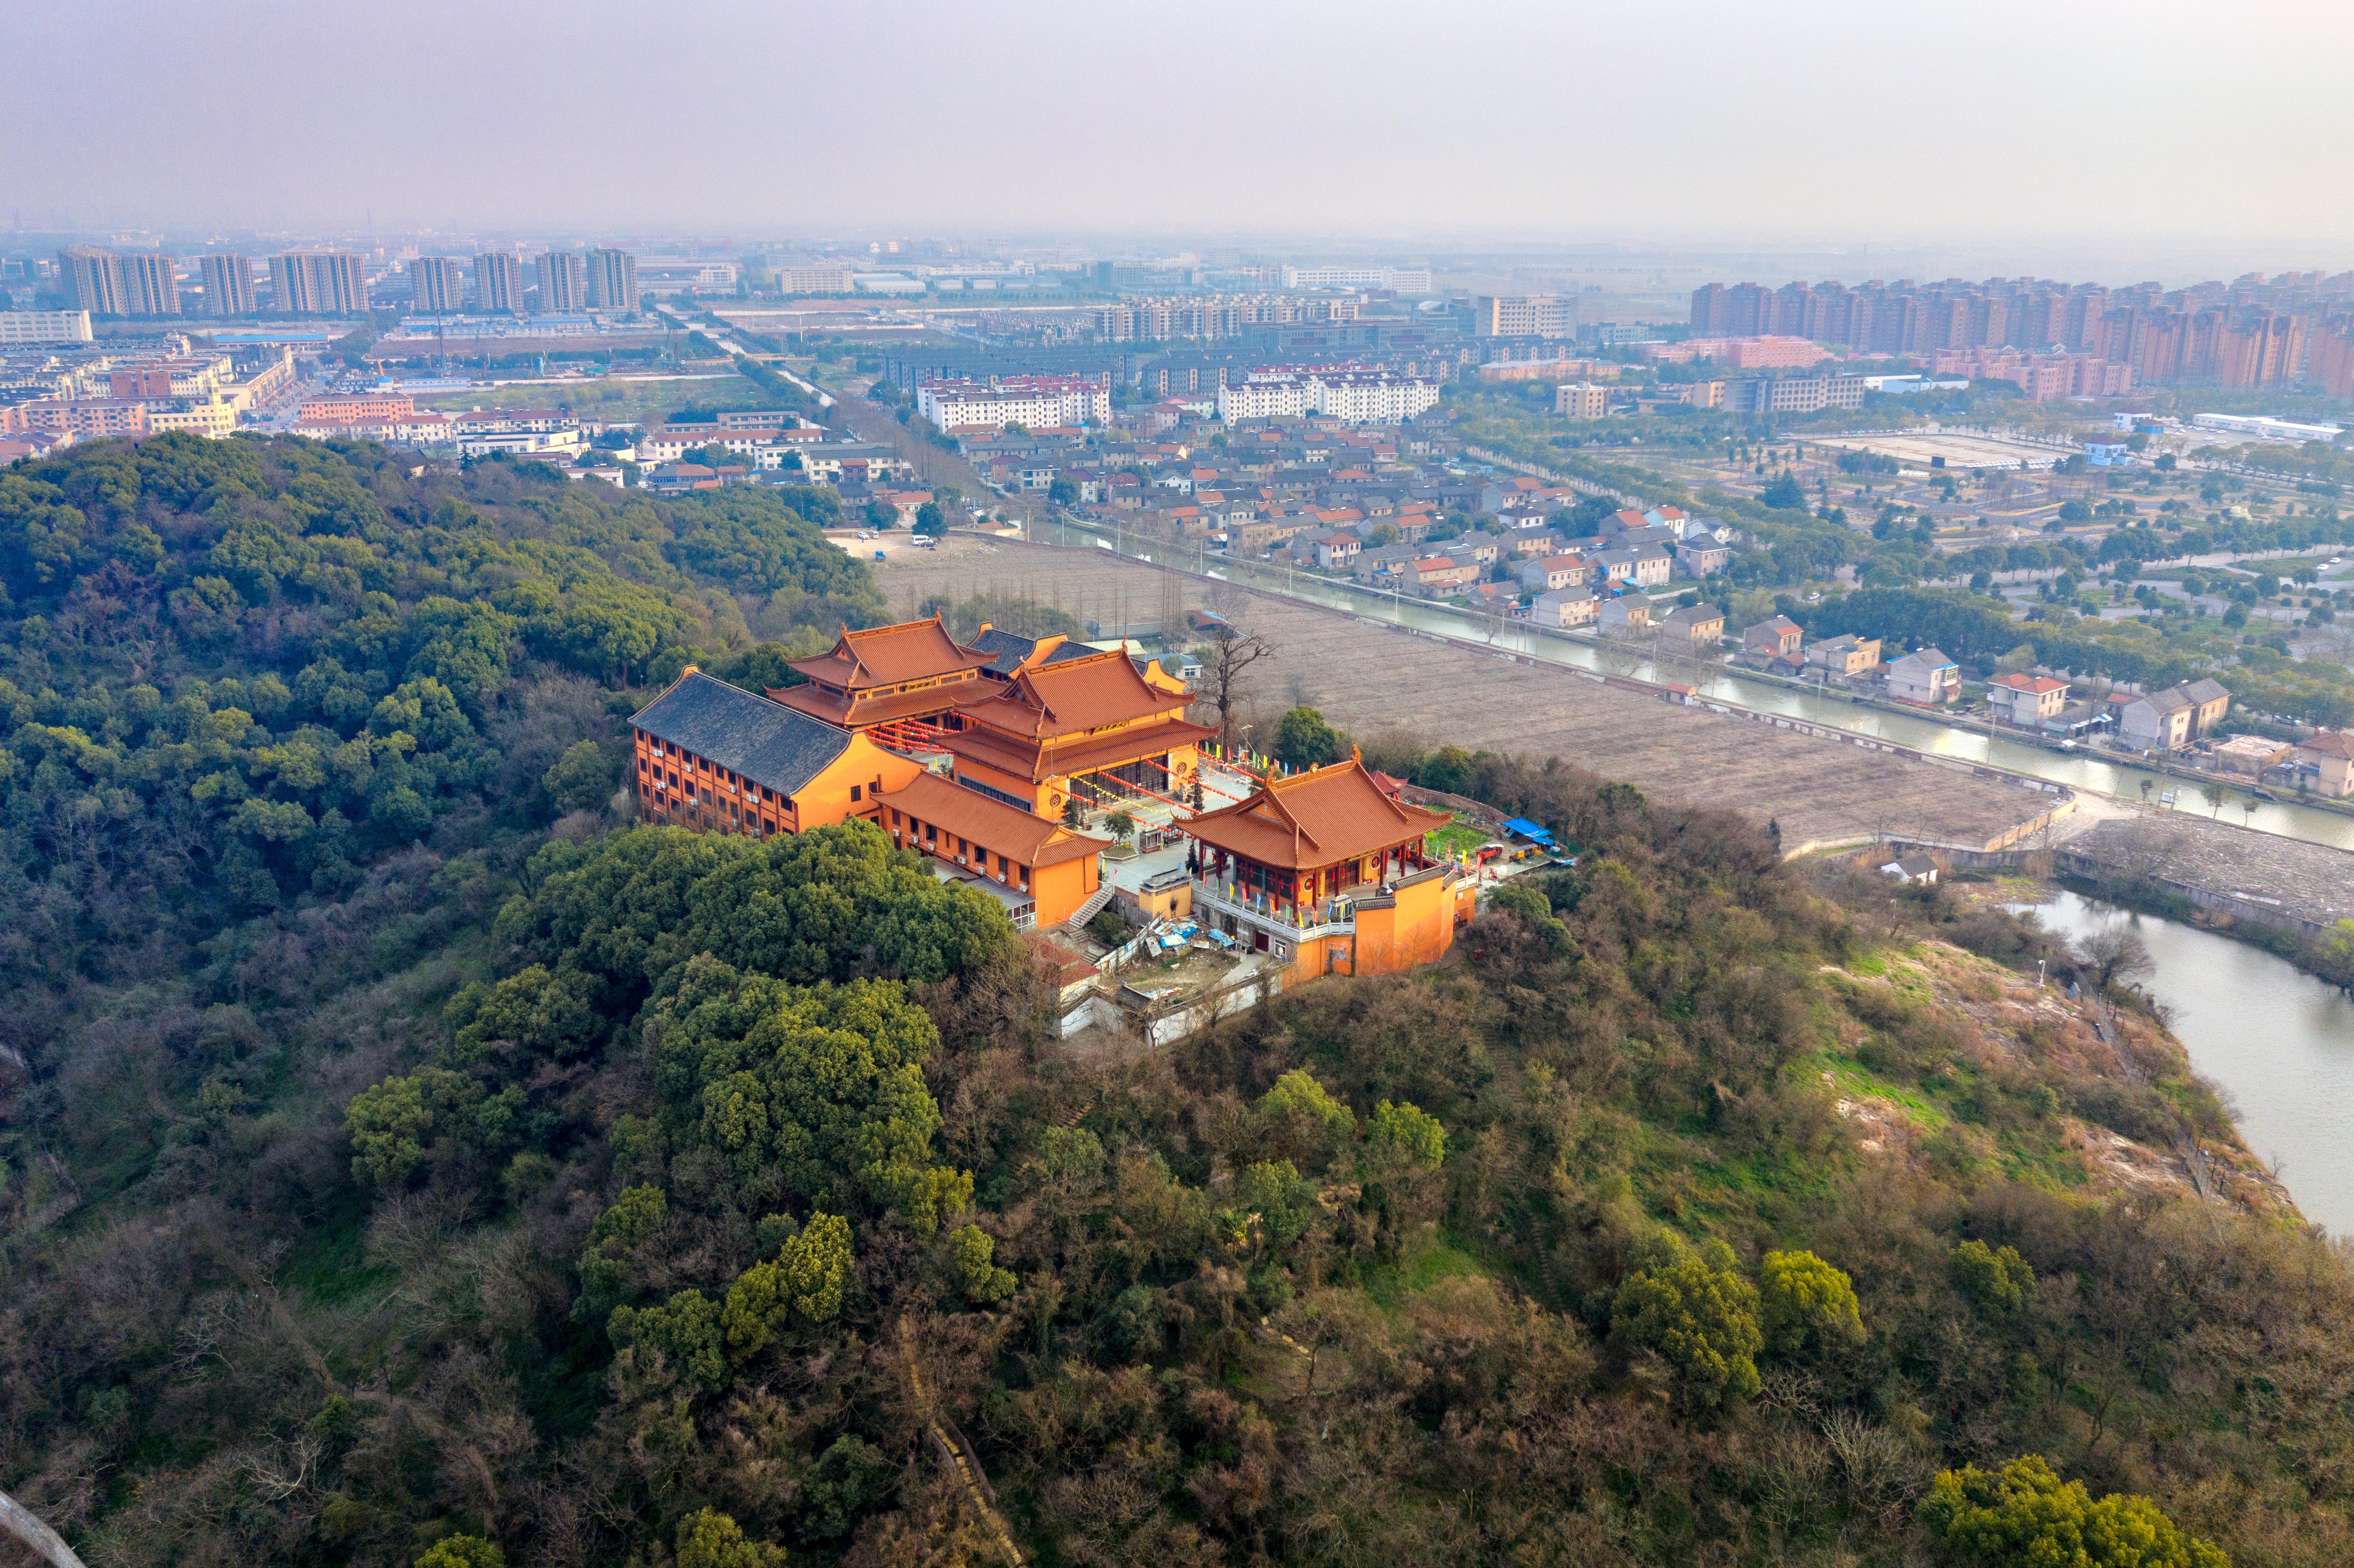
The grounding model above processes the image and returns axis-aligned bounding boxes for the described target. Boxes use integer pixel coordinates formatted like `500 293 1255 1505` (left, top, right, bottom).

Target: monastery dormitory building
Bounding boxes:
629 614 1479 970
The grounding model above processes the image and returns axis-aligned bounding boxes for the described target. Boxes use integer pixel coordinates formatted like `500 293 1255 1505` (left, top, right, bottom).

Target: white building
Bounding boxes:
0 310 94 345
2192 412 2345 443
1280 264 1433 294
1214 368 1439 426
917 375 1110 430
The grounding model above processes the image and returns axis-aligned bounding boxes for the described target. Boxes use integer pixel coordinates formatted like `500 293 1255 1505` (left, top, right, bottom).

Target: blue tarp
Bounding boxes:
1502 817 1555 845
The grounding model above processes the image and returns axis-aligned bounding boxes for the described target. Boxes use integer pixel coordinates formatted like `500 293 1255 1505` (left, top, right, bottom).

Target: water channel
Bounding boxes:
1052 518 2354 853
2014 890 2354 1236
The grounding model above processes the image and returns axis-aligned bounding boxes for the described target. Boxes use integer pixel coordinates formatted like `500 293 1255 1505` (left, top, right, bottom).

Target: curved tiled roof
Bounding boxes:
1183 754 1448 871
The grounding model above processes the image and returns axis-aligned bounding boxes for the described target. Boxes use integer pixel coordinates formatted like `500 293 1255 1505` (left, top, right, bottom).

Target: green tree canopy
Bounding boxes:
1921 1455 2229 1568
1612 1231 1764 1409
1272 706 1348 771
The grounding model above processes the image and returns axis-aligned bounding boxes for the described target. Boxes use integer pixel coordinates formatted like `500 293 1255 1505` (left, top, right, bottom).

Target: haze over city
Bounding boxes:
9 0 2354 269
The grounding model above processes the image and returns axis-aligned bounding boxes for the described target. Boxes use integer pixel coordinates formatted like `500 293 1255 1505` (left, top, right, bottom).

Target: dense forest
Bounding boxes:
6 436 2354 1568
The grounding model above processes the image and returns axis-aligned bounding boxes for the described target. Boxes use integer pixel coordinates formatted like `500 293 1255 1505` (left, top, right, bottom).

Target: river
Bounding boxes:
1049 518 2354 853
2017 890 2354 1235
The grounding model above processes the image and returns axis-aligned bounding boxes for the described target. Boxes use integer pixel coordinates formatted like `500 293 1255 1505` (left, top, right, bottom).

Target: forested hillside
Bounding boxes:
6 436 2354 1568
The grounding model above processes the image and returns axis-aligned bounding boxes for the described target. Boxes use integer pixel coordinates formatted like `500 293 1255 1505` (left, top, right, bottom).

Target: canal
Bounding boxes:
1052 518 2354 853
2018 890 2354 1236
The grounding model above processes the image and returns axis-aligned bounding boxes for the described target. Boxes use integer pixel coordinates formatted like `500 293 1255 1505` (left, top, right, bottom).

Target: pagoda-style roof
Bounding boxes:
940 712 1217 786
1183 753 1448 872
785 615 995 694
876 771 1108 870
966 625 1099 678
950 647 1187 740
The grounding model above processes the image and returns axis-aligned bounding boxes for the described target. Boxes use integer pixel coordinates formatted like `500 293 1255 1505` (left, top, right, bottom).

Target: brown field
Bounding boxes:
874 538 2059 853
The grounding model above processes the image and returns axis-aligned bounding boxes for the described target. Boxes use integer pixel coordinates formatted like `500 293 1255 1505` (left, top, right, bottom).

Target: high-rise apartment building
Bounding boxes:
586 248 638 311
199 254 256 316
121 252 181 316
474 252 523 313
269 252 369 315
56 246 126 315
535 251 588 312
411 257 465 315
1473 294 1576 339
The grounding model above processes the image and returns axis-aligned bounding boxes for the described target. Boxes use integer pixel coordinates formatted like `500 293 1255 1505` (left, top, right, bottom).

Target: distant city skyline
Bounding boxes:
7 0 2352 255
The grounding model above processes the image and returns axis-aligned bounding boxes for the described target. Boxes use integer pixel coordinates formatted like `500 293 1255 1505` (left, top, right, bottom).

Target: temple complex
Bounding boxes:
634 618 1481 974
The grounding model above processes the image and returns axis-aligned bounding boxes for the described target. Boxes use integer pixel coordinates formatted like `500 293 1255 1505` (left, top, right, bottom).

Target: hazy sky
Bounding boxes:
9 0 2354 257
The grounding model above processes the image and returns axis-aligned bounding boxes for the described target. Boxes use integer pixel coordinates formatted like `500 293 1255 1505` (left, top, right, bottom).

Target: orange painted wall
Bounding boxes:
1030 855 1101 929
632 730 921 837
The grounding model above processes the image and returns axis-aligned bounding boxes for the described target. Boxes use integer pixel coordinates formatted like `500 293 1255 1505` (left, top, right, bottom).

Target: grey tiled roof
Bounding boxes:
631 672 853 795
967 627 1097 678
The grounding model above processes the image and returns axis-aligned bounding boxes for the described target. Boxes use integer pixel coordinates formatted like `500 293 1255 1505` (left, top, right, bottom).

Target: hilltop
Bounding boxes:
1 436 2351 1568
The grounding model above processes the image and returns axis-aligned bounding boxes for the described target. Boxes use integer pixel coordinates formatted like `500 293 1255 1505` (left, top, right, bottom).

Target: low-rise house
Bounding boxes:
1987 672 2069 727
1597 595 1653 635
1742 615 1804 661
1411 556 1482 592
2210 734 2293 777
1886 647 1961 706
1657 602 1725 645
2293 730 2354 796
1880 853 1939 885
1311 530 1363 570
1675 538 1731 577
2117 678 2231 751
1597 543 1673 587
1529 586 1598 627
1804 633 1882 678
1513 553 1593 592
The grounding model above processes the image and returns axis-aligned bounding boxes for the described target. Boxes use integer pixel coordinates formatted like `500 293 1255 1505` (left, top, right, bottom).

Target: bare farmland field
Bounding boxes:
875 537 2058 852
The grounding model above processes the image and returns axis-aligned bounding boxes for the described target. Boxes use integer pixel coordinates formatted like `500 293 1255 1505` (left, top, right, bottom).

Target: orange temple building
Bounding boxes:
873 770 1111 929
768 615 996 738
631 670 922 836
936 642 1216 819
1182 752 1476 982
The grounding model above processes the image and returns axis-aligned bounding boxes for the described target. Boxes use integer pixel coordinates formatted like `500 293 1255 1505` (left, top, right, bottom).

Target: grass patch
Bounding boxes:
1815 1051 1953 1132
1358 1228 1492 1311
1425 813 1495 861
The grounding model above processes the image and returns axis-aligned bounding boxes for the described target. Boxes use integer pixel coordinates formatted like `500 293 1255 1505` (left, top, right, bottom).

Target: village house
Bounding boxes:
1597 595 1654 635
1596 543 1674 588
1529 586 1599 628
1742 615 1804 662
1804 633 1882 678
2293 730 2354 796
1675 538 1731 577
1987 672 2070 727
2117 678 2232 752
1513 553 1594 592
1886 647 1962 706
1657 602 1726 646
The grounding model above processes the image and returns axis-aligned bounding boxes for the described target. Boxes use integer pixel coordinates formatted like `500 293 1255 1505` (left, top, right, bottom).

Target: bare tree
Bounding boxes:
0 1488 88 1568
2075 924 2154 996
1199 623 1276 751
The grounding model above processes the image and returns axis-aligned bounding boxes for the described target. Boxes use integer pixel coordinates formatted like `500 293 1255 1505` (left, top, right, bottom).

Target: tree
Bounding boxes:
912 501 945 537
1366 1099 1445 1169
1255 1068 1358 1170
542 739 616 813
2200 780 2230 818
947 1223 1015 1304
1921 1455 2228 1568
1759 474 1807 511
1612 1231 1763 1409
416 1537 507 1568
1200 622 1276 750
1759 1249 1865 1356
2074 923 2154 999
1105 808 1135 846
863 497 897 530
673 1508 789 1568
1048 476 1079 505
1272 705 1345 771
1949 1238 2035 1316
722 1210 853 1361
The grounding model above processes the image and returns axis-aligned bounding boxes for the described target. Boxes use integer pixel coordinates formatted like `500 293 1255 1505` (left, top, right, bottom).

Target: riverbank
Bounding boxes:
2004 887 2354 1235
